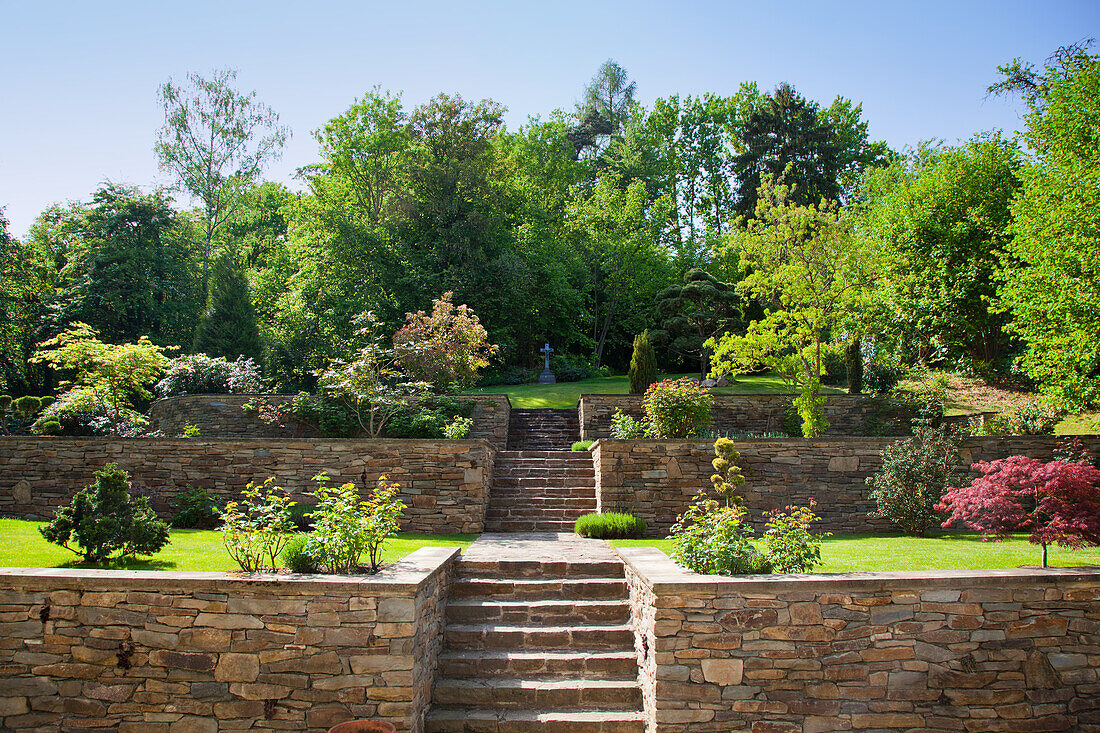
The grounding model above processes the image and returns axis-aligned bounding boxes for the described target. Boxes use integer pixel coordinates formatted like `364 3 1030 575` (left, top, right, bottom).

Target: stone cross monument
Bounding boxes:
538 343 556 384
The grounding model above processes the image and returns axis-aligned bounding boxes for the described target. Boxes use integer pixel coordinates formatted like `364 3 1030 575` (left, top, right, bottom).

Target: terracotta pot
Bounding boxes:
327 722 397 733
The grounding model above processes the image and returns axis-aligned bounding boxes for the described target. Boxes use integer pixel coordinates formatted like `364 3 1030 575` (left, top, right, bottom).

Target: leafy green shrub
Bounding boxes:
39 463 170 563
182 423 201 438
864 361 904 394
12 396 41 420
820 344 847 386
845 336 863 394
610 410 648 439
781 400 802 437
220 477 296 573
39 396 54 410
0 395 10 411
170 485 220 529
304 472 405 574
628 331 658 394
477 366 534 386
550 352 597 382
763 503 828 573
289 502 316 531
443 415 472 439
571 440 595 451
156 354 262 398
281 534 319 573
38 419 62 436
989 400 1066 435
866 421 962 535
574 512 647 539
32 389 149 437
642 378 713 439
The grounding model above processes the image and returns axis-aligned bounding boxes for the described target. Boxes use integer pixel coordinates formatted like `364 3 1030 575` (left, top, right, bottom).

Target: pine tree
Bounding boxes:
193 251 262 362
628 330 658 394
845 336 863 394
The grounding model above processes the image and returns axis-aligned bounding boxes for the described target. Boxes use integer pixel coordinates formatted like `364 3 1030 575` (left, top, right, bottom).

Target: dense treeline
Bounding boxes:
2 47 1099 412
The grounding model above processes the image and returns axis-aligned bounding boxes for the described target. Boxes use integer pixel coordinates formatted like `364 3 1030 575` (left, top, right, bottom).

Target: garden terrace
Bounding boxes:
0 437 494 534
0 547 458 732
592 435 1100 536
616 546 1100 732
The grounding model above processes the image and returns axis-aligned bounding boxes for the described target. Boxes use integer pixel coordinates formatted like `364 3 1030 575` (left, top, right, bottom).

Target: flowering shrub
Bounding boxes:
443 415 472 439
642 378 713 439
937 455 1100 567
33 389 149 437
221 477 296 573
866 421 962 535
393 292 499 392
156 354 262 398
764 503 828 573
303 473 373 574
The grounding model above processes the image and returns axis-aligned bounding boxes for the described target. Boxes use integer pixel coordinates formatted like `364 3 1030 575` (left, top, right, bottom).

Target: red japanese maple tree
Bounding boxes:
937 455 1100 567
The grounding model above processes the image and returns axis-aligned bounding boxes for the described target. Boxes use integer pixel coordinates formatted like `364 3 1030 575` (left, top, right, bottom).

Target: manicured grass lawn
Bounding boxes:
612 532 1100 572
466 372 842 409
0 519 476 572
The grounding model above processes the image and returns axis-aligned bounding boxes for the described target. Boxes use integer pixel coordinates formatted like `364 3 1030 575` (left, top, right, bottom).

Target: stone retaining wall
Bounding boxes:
148 394 512 451
0 547 458 732
617 546 1100 732
0 438 494 534
593 436 1100 536
578 393 917 440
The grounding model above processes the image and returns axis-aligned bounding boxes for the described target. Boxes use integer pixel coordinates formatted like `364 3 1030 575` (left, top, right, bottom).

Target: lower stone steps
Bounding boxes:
450 577 628 601
484 519 585 532
444 623 635 651
437 650 639 679
432 677 642 709
426 707 645 733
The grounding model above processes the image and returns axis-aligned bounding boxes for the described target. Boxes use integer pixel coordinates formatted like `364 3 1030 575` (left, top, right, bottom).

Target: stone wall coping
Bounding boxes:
614 545 1100 594
578 392 870 399
0 545 461 594
150 392 511 406
591 435 1100 448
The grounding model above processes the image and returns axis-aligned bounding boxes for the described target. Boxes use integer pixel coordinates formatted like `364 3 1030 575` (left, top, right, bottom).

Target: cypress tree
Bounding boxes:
845 335 863 394
193 251 262 362
628 330 658 394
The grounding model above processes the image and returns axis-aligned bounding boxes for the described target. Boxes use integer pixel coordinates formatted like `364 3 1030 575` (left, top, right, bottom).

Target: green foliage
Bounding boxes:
12 396 41 420
610 410 648 439
220 477 296 573
443 415 472 439
38 420 62 436
571 440 595 451
303 473 405 573
39 464 169 563
820 343 848 386
182 423 201 438
628 331 658 394
845 336 863 394
708 175 875 436
993 47 1100 409
0 395 10 410
30 322 173 436
709 438 745 504
280 534 319 573
574 512 647 539
866 420 962 535
864 361 904 394
793 379 828 437
170 485 219 529
651 269 742 377
986 400 1067 436
642 378 713 439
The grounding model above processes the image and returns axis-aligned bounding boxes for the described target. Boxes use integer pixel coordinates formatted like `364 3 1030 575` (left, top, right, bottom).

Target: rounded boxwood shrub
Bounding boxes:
281 534 319 573
574 512 647 539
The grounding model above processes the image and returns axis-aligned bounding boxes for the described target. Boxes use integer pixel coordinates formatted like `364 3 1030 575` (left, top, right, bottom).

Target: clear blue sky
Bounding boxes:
1 0 1097 236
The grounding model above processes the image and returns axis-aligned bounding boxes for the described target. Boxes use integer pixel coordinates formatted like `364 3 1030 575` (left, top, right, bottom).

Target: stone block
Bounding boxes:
701 658 744 686
214 653 259 682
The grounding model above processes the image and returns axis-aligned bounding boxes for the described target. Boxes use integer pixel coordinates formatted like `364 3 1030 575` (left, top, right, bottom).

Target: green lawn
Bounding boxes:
0 519 475 572
612 532 1100 572
466 372 842 409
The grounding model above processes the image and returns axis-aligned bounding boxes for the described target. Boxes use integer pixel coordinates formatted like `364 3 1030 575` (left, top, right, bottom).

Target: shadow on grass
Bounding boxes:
57 556 179 571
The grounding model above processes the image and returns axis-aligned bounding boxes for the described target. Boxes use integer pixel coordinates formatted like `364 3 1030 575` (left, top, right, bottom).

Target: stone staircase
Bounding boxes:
427 538 644 732
485 451 596 533
507 408 580 451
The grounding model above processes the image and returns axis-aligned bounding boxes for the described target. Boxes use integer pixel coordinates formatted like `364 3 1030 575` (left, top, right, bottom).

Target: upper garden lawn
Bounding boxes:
613 532 1100 572
0 519 475 573
466 372 843 409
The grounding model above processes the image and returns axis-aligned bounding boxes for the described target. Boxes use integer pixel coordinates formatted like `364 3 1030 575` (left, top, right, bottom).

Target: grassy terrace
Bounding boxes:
0 519 475 573
613 533 1100 572
466 372 843 409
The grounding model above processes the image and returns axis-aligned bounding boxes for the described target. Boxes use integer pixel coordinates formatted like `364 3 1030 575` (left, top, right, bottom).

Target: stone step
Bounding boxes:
493 469 595 480
444 623 635 651
447 599 629 625
497 451 584 460
488 501 596 513
432 678 641 710
485 519 583 532
457 559 623 579
426 707 645 733
486 513 591 526
451 577 628 601
488 493 595 504
437 650 639 679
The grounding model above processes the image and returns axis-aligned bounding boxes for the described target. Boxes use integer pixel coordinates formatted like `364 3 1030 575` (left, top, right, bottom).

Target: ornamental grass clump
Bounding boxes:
574 512 647 539
669 439 826 575
641 377 713 439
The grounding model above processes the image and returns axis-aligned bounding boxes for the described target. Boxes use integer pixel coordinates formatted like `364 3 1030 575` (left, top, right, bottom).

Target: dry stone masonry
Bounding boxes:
0 548 458 732
0 437 495 534
618 547 1100 732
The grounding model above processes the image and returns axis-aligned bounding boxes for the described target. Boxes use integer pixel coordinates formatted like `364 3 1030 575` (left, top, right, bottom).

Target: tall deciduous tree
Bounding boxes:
156 68 288 296
992 44 1100 409
581 59 636 140
0 209 48 393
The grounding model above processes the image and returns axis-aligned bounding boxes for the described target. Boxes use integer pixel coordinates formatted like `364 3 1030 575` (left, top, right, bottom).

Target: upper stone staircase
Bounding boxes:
507 408 580 451
486 451 596 532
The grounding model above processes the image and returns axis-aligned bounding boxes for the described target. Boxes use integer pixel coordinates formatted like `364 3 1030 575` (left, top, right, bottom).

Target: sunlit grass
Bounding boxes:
612 532 1100 572
0 518 475 572
466 372 842 409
